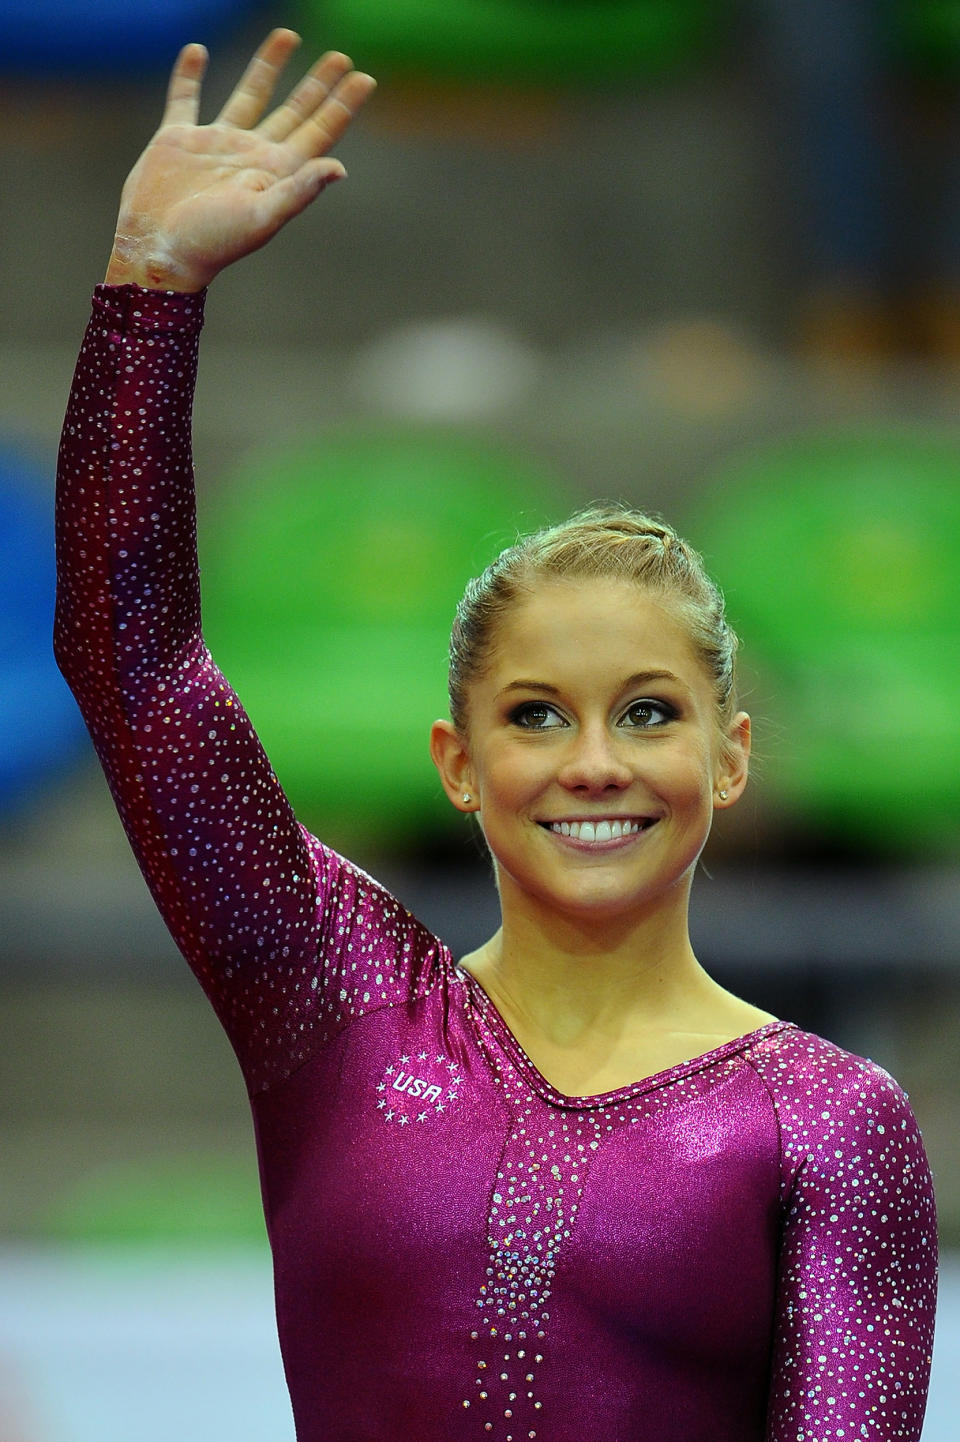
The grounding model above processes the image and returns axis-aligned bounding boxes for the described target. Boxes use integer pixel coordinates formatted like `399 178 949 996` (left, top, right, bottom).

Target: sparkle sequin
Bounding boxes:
55 286 938 1442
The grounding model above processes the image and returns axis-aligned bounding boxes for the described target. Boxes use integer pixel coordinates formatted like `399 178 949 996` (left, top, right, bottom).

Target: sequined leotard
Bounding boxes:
55 286 938 1442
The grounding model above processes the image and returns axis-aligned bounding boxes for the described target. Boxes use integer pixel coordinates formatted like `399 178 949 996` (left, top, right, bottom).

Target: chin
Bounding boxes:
501 870 691 930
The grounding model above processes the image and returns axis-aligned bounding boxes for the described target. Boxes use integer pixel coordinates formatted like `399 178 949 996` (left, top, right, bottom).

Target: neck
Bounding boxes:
464 873 715 1048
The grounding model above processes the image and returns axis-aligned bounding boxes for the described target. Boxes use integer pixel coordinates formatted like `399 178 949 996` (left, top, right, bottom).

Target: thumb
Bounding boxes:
262 159 347 230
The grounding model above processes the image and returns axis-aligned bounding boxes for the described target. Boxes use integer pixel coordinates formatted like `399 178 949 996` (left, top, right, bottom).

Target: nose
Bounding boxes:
556 721 633 794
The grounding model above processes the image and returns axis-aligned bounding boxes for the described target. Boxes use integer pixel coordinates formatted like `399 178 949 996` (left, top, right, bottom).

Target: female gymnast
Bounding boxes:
54 28 938 1441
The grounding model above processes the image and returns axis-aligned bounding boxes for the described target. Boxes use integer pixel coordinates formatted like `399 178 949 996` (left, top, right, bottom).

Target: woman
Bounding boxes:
54 29 938 1441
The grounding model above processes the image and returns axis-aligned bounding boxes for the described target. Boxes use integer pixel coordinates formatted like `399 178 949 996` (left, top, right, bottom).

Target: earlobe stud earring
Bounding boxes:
462 793 472 805
718 788 729 801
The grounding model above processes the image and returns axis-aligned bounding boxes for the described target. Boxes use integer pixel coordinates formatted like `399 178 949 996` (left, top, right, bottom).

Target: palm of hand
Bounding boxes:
116 123 311 284
107 30 375 292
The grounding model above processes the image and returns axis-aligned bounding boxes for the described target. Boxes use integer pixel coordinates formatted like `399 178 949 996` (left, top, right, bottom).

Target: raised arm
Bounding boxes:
54 34 376 1088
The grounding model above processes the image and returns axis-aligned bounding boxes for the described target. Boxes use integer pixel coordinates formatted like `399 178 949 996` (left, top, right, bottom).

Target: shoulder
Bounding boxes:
742 1024 926 1185
302 827 452 988
745 1022 901 1101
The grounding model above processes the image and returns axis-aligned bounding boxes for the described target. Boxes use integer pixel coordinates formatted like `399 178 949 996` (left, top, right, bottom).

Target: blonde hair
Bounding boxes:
448 504 741 764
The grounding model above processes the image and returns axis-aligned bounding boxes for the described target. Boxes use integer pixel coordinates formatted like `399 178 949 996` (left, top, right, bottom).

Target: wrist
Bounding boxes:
105 231 208 294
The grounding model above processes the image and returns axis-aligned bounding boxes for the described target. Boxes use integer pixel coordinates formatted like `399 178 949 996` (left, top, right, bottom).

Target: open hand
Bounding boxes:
105 28 376 292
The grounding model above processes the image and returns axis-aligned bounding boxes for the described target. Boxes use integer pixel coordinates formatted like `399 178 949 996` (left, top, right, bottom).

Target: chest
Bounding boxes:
253 998 782 1350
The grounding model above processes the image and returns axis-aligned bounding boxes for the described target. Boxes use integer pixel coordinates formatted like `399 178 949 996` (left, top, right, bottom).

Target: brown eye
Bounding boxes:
619 699 675 729
510 702 565 730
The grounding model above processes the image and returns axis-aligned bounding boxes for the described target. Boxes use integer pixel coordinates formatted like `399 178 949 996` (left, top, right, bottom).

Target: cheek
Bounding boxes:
479 747 540 804
471 736 558 815
654 741 715 804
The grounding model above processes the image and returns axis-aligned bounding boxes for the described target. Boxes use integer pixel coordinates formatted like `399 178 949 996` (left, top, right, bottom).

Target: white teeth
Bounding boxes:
549 819 643 841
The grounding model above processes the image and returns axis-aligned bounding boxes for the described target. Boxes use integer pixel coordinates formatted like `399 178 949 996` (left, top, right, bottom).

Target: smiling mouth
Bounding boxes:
540 818 655 843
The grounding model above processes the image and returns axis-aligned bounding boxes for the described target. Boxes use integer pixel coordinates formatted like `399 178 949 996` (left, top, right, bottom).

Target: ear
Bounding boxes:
714 711 750 809
429 719 479 812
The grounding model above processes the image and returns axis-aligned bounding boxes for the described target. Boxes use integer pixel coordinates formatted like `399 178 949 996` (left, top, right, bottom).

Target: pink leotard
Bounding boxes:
55 285 938 1442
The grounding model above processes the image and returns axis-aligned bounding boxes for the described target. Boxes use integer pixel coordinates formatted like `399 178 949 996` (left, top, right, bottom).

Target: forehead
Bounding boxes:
485 577 703 685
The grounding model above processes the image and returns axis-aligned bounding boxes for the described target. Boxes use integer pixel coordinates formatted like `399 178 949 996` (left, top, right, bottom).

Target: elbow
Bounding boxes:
52 634 74 692
52 602 81 692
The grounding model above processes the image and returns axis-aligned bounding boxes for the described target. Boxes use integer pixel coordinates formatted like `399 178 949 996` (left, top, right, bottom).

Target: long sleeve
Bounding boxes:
54 285 336 1087
55 285 446 1096
753 1035 938 1441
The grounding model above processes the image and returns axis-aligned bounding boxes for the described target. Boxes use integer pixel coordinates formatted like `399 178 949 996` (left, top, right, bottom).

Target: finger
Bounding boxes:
258 50 354 143
241 160 347 258
260 159 348 228
216 28 301 129
161 43 208 127
284 71 377 160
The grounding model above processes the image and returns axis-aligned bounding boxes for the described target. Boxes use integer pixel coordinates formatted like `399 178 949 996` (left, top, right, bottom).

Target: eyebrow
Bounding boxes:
495 670 687 699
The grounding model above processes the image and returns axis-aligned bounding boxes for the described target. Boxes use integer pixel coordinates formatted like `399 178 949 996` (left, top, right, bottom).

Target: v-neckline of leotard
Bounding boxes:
454 960 794 1110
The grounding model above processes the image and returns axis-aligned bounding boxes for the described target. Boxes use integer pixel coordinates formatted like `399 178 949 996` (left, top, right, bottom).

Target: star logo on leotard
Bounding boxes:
376 1054 463 1124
